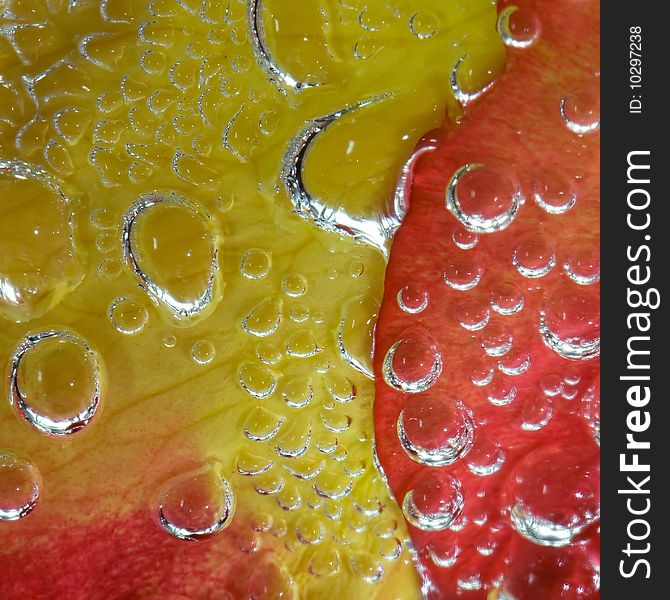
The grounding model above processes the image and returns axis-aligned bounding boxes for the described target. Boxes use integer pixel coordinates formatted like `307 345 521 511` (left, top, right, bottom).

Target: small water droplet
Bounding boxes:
487 377 517 406
513 237 556 278
241 248 271 280
156 462 235 541
490 282 525 315
497 6 540 48
427 539 460 568
215 193 235 212
444 255 482 291
532 168 577 214
466 436 506 476
281 273 307 297
98 258 123 280
540 290 600 360
285 329 320 358
282 378 313 409
309 546 340 576
509 442 599 546
239 363 278 399
0 452 41 521
242 297 282 337
446 163 524 233
95 231 116 253
351 553 385 583
409 11 438 39
323 372 356 403
561 89 600 135
191 339 215 364
398 396 474 466
541 374 564 397
382 334 442 393
162 333 177 348
348 261 364 278
456 300 490 331
498 348 531 376
521 395 554 431
452 228 480 250
109 296 149 334
256 343 281 365
481 325 513 357
397 283 429 314
9 330 102 436
564 242 600 285
402 471 464 531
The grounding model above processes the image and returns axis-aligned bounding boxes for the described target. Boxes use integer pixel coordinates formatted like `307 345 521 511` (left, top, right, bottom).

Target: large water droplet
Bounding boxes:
540 290 600 360
0 160 85 323
446 163 524 233
122 191 221 323
9 330 102 436
0 452 41 521
497 6 540 48
509 442 599 546
382 334 442 393
156 463 235 541
398 396 474 466
402 472 464 531
561 89 600 135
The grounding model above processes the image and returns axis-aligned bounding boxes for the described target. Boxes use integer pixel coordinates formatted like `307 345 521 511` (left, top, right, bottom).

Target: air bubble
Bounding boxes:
382 335 442 393
156 463 235 541
397 283 429 314
398 397 474 466
446 163 524 233
109 296 149 334
0 452 41 521
402 472 464 531
540 290 600 360
9 330 102 436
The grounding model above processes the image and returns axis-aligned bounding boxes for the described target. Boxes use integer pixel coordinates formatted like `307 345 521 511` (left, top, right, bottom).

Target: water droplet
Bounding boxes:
281 273 307 297
402 471 464 531
509 442 599 546
9 330 102 436
215 193 235 213
481 325 513 357
541 374 564 397
285 329 320 358
191 340 215 365
452 228 479 250
444 255 482 291
296 515 325 545
382 334 443 393
470 357 495 386
498 348 531 376
450 55 496 106
338 295 377 378
497 6 540 48
0 160 85 322
90 207 115 229
490 282 525 315
532 168 577 214
162 333 177 348
313 470 353 500
257 343 282 365
409 11 439 39
397 283 429 314
156 462 235 541
237 530 262 553
289 306 310 323
122 191 221 322
487 377 517 406
521 395 554 431
466 436 506 476
564 242 600 285
310 546 340 576
98 258 123 280
351 553 385 583
95 231 116 253
348 261 364 278
561 89 600 135
427 539 460 568
446 163 524 233
323 372 356 403
398 397 474 466
282 378 313 408
239 363 277 399
456 300 490 331
0 452 41 521
109 296 149 334
241 248 271 280
564 367 582 386
513 237 556 278
242 297 282 337
540 290 600 360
